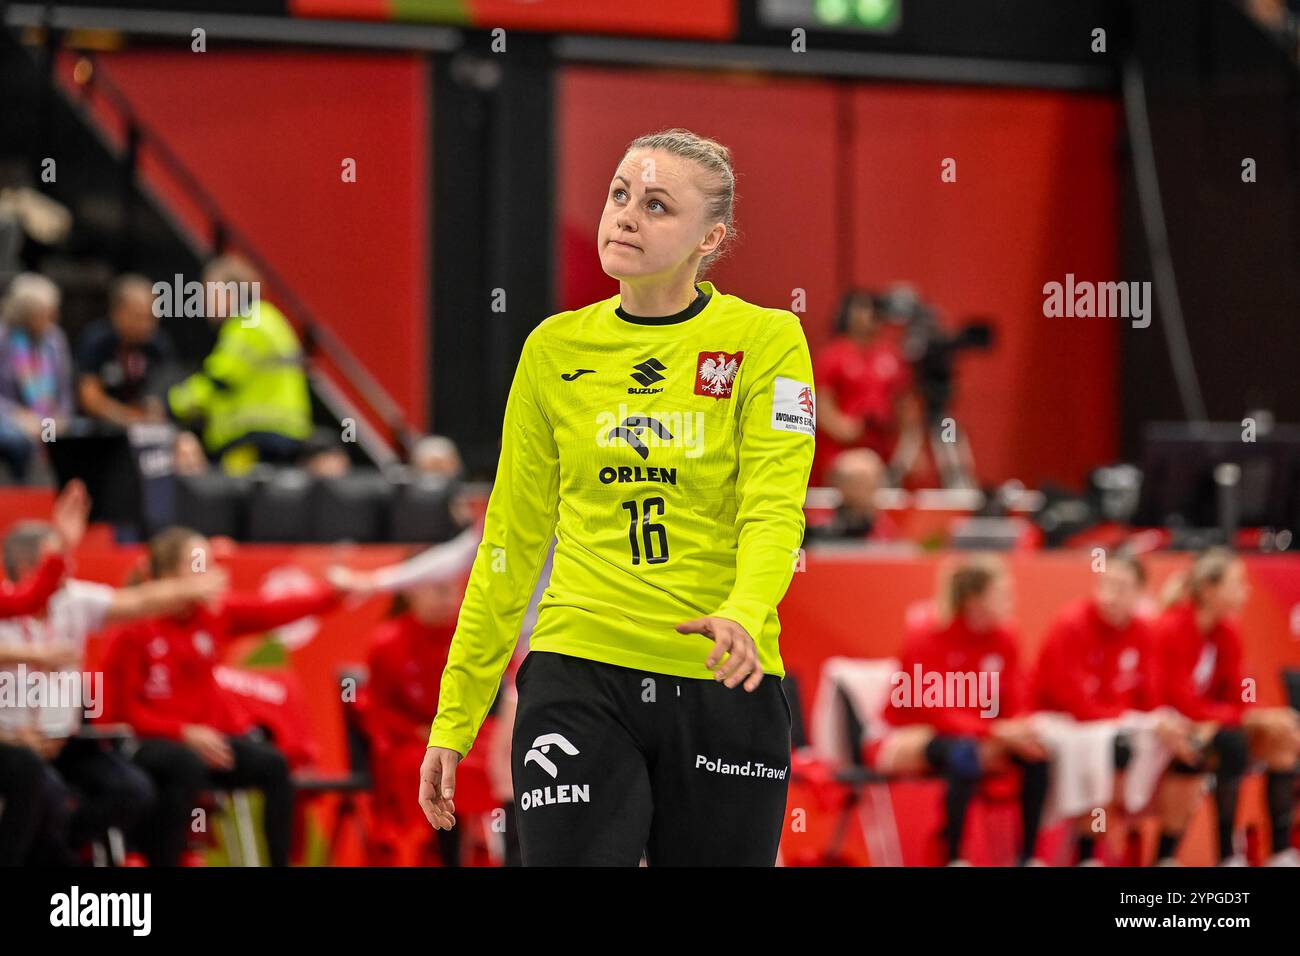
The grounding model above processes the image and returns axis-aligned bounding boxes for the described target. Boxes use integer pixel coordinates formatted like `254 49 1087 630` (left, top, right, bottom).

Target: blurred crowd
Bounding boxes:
0 259 466 503
0 480 509 867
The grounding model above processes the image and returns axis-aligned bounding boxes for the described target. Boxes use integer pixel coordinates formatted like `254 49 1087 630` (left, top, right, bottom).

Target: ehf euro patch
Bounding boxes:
771 376 816 437
694 350 743 399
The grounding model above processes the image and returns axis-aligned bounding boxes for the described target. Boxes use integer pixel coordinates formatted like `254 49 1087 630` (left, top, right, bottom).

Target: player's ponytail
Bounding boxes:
623 128 737 279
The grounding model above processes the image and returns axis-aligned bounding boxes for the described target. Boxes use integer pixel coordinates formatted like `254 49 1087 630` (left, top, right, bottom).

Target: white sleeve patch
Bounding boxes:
771 376 816 437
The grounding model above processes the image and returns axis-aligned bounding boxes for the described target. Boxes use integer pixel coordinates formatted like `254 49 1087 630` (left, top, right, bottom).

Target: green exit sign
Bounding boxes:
760 0 903 34
816 0 900 29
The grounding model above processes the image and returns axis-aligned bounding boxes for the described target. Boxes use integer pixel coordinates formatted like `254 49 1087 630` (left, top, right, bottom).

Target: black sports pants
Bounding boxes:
132 732 293 866
510 651 792 866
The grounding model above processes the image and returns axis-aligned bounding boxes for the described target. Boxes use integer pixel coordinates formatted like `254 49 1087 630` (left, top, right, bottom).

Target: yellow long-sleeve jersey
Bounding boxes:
428 280 816 755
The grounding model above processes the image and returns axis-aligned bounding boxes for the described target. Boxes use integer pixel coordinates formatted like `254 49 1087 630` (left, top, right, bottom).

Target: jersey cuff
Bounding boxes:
427 729 473 757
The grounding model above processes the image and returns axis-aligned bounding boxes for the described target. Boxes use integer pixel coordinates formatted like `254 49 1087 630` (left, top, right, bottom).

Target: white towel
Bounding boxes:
1029 709 1176 825
809 657 901 766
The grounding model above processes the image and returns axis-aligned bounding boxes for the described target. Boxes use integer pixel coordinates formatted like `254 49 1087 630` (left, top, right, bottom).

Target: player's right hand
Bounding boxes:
420 746 461 830
182 724 235 770
992 718 1047 761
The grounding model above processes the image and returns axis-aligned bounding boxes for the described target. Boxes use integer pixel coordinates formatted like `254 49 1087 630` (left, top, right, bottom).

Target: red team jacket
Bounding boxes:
104 585 341 739
1033 598 1159 720
364 614 455 747
1152 600 1246 727
883 613 1027 737
812 334 914 485
0 552 65 617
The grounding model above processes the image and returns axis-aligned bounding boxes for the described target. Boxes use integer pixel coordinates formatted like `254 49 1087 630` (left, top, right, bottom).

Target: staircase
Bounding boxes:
0 23 415 467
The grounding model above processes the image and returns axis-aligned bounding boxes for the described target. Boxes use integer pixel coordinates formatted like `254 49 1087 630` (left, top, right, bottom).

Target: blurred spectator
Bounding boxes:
102 526 342 866
167 256 312 475
299 428 351 478
1153 549 1300 866
364 575 464 865
76 274 175 426
411 434 463 479
813 290 923 487
1032 553 1199 865
874 554 1048 865
0 486 225 865
804 448 901 544
0 273 75 482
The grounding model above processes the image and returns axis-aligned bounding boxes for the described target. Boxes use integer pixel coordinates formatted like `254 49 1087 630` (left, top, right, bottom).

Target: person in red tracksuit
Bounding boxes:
103 526 343 866
364 571 518 867
812 289 923 488
364 577 458 865
1033 552 1198 865
874 554 1048 865
1154 548 1300 867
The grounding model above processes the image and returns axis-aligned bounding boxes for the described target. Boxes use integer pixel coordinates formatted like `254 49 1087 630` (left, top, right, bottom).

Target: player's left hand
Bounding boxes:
676 616 763 691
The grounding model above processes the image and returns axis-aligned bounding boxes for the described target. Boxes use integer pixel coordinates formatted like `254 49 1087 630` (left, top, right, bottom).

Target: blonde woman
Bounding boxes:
1154 548 1300 866
873 554 1048 865
419 129 815 866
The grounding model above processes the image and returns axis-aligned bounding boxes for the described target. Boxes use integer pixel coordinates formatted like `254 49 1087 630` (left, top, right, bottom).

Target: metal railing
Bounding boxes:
52 43 419 466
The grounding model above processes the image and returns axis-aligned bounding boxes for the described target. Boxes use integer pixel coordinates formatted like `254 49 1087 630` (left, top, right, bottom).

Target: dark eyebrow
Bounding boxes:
612 175 674 200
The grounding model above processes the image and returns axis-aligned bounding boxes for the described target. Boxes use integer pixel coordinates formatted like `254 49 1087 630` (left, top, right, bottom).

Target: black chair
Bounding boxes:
174 471 251 538
313 472 394 543
245 469 316 543
389 476 461 543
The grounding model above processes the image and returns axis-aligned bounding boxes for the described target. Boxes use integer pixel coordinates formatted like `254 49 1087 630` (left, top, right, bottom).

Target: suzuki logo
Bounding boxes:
629 357 667 387
523 732 580 779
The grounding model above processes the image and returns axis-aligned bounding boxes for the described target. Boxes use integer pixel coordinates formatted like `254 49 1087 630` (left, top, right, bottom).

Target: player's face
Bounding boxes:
964 572 1013 631
598 150 724 283
25 304 57 337
1095 565 1140 628
113 288 158 344
847 300 880 338
1206 559 1250 619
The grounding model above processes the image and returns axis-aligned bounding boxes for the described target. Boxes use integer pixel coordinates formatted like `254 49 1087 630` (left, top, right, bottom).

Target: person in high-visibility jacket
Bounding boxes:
167 256 312 474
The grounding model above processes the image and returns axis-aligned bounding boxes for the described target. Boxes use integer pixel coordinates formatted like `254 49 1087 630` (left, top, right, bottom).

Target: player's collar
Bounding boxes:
615 282 713 326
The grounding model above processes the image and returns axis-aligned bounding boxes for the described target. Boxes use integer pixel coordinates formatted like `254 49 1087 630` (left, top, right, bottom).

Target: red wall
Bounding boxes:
556 67 1120 488
72 49 431 429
